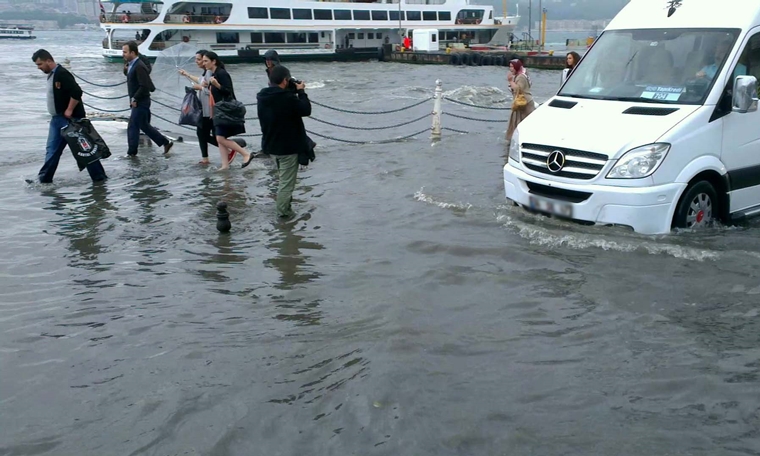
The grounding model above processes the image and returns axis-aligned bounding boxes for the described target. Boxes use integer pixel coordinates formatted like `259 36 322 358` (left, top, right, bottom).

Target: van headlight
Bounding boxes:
607 143 670 179
509 131 520 163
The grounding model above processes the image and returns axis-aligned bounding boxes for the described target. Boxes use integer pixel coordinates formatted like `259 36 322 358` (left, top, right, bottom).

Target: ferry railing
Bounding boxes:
101 13 159 24
72 73 517 144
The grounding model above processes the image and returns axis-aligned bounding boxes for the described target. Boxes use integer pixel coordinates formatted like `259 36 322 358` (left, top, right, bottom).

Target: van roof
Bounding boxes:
607 0 760 31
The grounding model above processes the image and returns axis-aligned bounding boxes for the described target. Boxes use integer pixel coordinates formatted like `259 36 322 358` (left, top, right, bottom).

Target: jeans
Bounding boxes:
127 101 168 155
274 154 299 218
39 115 107 183
196 117 218 159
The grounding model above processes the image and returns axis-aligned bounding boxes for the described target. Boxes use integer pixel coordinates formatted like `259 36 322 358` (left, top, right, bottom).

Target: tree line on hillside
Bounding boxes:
488 0 630 20
0 11 96 27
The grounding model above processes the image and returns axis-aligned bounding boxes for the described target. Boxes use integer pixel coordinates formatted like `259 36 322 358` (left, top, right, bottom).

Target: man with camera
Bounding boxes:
257 65 311 219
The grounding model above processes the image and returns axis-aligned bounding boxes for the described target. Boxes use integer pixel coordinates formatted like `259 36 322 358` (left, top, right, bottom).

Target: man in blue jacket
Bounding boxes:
257 65 311 219
123 41 173 156
32 49 107 183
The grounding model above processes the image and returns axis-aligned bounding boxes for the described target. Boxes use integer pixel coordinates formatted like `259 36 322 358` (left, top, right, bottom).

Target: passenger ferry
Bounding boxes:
99 0 519 62
0 25 35 40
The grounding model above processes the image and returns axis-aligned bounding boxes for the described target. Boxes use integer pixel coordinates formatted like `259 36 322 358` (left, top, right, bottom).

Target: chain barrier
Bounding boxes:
443 112 506 123
311 97 432 115
82 90 129 100
83 102 131 114
153 98 181 112
305 128 430 145
443 127 470 134
308 112 430 131
71 72 127 88
243 102 257 107
443 97 512 111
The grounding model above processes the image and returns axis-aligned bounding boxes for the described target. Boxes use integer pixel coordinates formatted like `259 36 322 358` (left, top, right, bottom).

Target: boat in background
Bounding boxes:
99 0 519 63
0 25 35 40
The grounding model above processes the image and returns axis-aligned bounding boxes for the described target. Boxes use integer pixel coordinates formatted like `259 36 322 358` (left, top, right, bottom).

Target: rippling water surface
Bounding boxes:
3 31 760 456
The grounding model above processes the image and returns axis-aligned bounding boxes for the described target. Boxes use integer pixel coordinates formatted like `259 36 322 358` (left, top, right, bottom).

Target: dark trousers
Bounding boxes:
40 115 107 183
127 102 168 155
196 117 218 158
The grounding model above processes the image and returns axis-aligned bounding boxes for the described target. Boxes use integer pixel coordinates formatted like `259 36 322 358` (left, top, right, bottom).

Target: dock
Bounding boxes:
383 48 567 70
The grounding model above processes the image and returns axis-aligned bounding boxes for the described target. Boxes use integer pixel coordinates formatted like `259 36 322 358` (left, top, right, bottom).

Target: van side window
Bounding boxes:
744 34 760 86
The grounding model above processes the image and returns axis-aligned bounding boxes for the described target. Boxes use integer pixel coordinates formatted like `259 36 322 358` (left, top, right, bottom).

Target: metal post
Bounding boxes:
528 0 532 45
538 0 542 48
432 79 442 139
541 8 547 50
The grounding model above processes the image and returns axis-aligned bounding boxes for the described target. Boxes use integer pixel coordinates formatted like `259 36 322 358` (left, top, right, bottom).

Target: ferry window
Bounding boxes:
320 32 325 38
407 11 421 21
287 32 306 43
247 7 267 19
358 33 365 39
423 11 436 21
353 10 370 20
216 32 239 43
270 8 290 20
309 33 318 43
439 11 451 21
372 11 388 21
432 34 437 42
490 11 493 19
334 10 351 20
389 10 404 21
348 33 355 39
250 32 263 43
456 9 484 24
264 32 285 43
367 33 374 39
314 9 332 20
293 9 312 20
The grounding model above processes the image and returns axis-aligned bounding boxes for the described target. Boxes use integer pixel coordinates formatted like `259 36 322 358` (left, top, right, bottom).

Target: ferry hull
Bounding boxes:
0 36 36 39
103 47 382 63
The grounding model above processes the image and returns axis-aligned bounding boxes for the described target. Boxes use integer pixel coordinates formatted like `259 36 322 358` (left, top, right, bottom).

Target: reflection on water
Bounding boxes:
42 184 114 267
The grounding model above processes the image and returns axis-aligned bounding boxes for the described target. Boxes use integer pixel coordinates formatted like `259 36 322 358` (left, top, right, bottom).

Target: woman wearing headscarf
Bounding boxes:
506 58 535 143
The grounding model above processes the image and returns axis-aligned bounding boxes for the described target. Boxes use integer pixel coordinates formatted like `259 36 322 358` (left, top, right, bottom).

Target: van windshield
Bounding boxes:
559 28 741 105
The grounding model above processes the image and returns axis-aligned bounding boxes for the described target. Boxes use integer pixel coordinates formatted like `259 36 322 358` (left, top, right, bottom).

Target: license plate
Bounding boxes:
528 195 573 218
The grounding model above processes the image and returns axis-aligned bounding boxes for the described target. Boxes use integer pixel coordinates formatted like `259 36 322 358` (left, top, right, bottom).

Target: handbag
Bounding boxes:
512 90 528 110
213 99 246 127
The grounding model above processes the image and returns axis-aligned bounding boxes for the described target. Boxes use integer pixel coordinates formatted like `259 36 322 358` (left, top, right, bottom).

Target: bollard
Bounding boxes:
216 201 231 233
432 79 442 139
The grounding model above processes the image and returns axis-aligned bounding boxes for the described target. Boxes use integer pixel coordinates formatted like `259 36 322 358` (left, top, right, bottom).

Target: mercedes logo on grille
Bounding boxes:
546 150 566 173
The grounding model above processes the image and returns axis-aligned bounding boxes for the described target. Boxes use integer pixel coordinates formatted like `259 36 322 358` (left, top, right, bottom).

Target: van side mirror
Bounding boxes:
732 75 759 113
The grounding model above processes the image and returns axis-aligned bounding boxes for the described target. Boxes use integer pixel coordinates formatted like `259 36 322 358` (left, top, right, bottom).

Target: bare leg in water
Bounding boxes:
216 136 251 170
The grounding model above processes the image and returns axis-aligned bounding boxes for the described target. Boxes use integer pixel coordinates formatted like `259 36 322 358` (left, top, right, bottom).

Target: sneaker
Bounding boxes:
227 149 237 163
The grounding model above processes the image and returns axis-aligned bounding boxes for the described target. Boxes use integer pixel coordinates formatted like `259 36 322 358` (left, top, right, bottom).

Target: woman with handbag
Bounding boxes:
202 52 254 170
506 59 535 143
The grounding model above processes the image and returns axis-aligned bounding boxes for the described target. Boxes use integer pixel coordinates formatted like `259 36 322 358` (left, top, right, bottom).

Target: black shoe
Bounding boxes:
163 141 174 154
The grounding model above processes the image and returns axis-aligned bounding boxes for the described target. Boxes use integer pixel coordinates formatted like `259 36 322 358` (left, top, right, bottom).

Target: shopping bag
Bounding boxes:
60 118 111 171
179 86 202 127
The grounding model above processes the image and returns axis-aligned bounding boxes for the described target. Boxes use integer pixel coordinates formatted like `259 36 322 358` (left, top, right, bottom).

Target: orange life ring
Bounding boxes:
121 14 129 23
476 19 481 24
214 15 222 24
456 18 462 24
182 15 190 23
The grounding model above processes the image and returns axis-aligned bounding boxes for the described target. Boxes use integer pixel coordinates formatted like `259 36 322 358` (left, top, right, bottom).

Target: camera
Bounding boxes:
287 77 302 91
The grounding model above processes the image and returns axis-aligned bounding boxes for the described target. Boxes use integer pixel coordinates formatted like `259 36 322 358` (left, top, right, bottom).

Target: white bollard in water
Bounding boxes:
432 79 442 139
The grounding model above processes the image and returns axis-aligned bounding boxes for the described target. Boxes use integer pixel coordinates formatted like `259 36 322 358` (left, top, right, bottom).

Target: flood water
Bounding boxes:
3 31 760 456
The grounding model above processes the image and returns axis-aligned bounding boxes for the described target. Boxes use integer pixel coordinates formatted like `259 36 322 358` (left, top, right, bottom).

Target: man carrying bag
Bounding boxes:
32 49 108 184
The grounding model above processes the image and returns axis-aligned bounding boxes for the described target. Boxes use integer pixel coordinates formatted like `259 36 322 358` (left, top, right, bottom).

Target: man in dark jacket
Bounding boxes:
123 41 172 156
32 49 107 183
257 65 311 219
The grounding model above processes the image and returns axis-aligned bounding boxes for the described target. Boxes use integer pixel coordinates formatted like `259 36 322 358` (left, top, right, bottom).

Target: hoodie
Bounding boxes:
257 86 311 156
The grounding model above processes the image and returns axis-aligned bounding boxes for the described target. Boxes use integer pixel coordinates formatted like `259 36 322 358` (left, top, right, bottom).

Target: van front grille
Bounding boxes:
521 143 607 180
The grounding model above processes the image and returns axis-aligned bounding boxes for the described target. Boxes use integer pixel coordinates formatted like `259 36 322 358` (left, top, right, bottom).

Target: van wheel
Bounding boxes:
673 181 718 229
